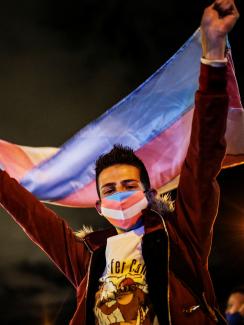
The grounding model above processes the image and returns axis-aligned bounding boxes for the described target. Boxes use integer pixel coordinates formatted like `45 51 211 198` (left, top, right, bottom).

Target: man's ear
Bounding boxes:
95 200 102 215
145 188 157 204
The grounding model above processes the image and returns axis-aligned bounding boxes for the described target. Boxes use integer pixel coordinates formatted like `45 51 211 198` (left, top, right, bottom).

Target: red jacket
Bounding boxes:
0 63 228 324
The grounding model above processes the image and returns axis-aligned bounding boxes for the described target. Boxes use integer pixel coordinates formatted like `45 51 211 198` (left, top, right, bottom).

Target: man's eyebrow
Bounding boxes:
121 179 139 185
100 179 139 190
100 182 116 190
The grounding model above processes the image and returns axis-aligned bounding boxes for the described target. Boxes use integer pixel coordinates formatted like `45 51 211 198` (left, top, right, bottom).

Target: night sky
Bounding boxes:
0 1 243 324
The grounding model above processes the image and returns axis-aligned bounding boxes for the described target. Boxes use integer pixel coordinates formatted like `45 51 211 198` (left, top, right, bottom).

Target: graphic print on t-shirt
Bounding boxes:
94 226 157 325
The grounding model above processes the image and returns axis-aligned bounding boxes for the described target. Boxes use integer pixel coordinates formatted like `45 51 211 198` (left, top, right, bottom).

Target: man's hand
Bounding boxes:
201 0 239 60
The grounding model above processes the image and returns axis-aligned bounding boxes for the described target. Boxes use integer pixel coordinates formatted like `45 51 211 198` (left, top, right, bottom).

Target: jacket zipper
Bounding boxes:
83 238 94 323
151 209 172 325
152 209 220 323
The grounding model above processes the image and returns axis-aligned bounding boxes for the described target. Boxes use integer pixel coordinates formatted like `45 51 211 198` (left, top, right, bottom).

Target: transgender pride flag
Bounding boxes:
0 29 243 207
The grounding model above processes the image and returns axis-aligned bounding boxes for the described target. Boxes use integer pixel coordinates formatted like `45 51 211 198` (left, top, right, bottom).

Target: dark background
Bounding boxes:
0 1 243 324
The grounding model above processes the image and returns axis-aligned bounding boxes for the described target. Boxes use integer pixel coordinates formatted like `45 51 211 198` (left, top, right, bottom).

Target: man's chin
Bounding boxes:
115 219 143 233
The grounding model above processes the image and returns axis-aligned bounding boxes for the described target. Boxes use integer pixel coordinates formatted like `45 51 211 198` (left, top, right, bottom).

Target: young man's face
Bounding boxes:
98 164 144 198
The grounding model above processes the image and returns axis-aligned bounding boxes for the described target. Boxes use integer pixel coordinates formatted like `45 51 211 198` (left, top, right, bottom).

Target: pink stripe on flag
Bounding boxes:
136 110 193 189
56 180 98 207
227 51 243 109
0 140 34 181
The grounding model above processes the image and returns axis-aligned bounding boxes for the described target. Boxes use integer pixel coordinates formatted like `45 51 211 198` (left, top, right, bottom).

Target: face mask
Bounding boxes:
225 312 243 324
100 190 148 231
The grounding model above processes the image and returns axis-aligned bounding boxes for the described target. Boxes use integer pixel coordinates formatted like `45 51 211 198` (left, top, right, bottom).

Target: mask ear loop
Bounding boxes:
95 200 102 215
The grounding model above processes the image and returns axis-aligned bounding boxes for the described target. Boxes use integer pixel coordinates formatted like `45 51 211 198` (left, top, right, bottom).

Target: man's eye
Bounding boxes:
104 189 114 195
127 184 139 189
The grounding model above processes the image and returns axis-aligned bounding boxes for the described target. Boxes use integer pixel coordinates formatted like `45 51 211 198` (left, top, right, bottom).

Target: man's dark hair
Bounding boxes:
95 144 150 197
230 286 244 295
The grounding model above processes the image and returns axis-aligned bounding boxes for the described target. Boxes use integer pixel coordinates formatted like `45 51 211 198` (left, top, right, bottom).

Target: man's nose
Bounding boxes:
115 184 127 192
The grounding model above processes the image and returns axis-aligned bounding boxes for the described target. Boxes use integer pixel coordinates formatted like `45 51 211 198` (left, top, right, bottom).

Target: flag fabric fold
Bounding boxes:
1 29 243 207
0 140 59 182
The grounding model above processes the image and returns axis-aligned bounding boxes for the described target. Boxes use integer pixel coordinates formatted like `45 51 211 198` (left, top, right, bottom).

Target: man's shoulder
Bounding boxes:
74 225 117 251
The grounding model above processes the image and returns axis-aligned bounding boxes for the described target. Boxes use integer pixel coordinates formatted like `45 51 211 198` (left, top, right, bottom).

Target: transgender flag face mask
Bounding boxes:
100 190 148 231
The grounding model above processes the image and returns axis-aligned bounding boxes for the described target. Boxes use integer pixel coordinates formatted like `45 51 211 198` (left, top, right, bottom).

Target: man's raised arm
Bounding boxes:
175 0 239 261
0 169 88 287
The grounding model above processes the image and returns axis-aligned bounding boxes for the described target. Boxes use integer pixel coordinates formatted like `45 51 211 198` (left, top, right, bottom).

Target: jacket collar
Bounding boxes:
83 226 117 252
143 208 166 234
84 209 166 252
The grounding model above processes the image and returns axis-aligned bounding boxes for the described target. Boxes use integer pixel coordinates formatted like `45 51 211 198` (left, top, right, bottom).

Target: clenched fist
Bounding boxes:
201 0 239 60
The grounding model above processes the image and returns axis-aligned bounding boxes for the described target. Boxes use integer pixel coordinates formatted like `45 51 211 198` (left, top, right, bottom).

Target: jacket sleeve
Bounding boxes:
175 63 228 262
0 170 89 287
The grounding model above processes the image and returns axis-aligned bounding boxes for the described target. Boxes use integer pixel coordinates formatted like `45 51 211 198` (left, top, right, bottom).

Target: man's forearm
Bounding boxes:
0 169 85 287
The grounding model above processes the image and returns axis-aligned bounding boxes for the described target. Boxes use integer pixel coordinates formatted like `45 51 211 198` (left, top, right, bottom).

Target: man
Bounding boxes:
226 287 244 325
0 0 240 324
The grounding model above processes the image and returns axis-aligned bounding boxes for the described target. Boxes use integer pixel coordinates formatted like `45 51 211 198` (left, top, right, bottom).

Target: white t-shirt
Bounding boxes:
94 226 158 325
